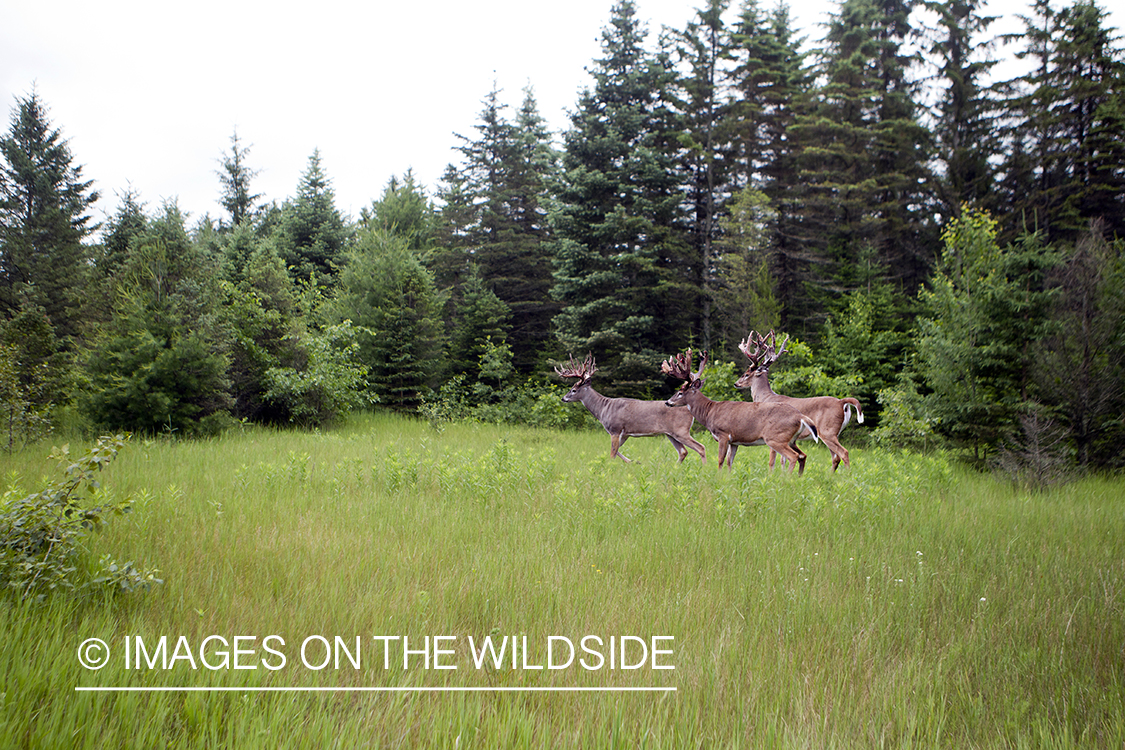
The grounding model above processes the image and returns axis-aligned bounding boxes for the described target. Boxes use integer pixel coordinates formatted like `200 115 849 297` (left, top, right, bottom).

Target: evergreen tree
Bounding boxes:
278 149 351 285
916 207 1059 463
711 186 781 353
0 90 99 341
81 203 232 433
723 0 809 339
438 83 559 375
922 0 1002 214
448 264 511 381
360 172 435 252
784 0 933 331
331 228 446 411
1034 220 1125 468
998 0 1125 243
668 0 736 351
216 129 262 229
551 0 693 392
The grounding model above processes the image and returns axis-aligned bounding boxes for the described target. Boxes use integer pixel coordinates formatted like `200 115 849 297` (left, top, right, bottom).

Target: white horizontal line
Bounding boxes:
75 686 676 693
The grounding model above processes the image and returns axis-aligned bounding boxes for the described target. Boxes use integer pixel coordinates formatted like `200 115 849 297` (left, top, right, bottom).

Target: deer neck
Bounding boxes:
576 386 614 421
683 389 718 426
748 371 777 402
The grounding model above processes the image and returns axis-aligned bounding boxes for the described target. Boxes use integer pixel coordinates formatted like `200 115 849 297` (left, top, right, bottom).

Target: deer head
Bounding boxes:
736 331 789 390
738 330 789 373
662 349 708 407
554 353 598 402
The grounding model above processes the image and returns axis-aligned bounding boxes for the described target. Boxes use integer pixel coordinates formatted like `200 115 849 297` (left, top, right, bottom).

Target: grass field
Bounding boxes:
1 411 1123 748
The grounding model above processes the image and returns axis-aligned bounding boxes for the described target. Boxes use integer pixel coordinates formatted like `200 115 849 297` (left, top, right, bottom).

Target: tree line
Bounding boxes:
1 0 1122 472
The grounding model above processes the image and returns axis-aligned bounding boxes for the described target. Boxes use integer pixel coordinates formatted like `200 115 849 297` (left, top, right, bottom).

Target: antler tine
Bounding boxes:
738 335 754 359
774 333 789 359
661 349 695 381
695 350 709 380
554 352 597 380
740 332 768 366
745 330 787 369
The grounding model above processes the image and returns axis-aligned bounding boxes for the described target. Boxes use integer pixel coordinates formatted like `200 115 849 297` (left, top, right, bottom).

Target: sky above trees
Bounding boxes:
1 0 1121 226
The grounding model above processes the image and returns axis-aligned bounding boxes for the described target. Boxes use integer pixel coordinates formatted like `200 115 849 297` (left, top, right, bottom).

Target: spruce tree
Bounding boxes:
0 90 99 341
437 84 559 375
551 0 693 392
216 129 262 229
784 0 933 331
923 0 1002 214
999 0 1125 243
667 0 737 352
724 0 809 339
278 150 351 286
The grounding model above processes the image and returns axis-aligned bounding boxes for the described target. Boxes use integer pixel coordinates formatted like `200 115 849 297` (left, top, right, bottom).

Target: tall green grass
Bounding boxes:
1 412 1122 748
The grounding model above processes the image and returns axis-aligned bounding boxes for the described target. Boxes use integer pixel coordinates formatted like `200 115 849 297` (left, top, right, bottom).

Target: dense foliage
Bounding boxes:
1 0 1123 471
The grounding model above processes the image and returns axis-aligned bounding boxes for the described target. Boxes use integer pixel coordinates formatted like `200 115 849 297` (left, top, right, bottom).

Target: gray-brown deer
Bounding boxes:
661 349 819 474
736 330 864 471
555 354 706 463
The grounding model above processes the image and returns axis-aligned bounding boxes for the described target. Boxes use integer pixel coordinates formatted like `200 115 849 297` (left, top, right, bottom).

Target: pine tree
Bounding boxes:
922 0 1002 214
551 0 693 391
437 84 559 375
278 150 351 285
784 0 933 331
216 129 262 229
0 90 99 341
998 0 1125 243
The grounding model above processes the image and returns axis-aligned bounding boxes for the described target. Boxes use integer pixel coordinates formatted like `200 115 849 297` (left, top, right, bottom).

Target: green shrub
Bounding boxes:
262 321 375 426
0 434 161 600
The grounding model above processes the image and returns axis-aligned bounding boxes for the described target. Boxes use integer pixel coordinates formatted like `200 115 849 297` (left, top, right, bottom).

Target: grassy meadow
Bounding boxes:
1 411 1123 748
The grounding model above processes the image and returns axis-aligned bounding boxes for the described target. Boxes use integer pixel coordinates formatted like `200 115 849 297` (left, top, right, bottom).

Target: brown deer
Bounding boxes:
555 354 706 463
736 330 864 471
661 349 819 474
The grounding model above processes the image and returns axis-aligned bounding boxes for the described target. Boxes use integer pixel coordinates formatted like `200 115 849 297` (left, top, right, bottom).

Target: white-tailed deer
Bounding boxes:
661 349 819 475
555 353 706 463
736 330 864 471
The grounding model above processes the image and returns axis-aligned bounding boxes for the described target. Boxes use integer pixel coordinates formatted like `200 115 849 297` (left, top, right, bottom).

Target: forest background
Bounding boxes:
1 0 1124 473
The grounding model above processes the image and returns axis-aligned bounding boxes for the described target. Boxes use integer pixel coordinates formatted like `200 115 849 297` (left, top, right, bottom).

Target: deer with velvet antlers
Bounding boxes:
662 349 819 474
736 330 864 471
554 353 706 463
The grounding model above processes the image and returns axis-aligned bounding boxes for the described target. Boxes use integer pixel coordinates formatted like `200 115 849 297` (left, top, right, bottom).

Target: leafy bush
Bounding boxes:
0 434 162 600
420 377 590 431
262 321 375 426
873 374 937 451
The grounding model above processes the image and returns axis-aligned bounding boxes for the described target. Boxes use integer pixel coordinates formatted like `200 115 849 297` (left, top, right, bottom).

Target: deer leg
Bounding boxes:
770 441 801 474
666 435 688 463
683 433 707 462
793 442 807 475
611 433 633 463
716 436 731 468
822 435 849 471
768 449 777 469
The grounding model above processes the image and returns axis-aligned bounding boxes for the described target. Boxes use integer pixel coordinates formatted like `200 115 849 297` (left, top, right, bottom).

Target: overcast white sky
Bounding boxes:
1 0 1120 227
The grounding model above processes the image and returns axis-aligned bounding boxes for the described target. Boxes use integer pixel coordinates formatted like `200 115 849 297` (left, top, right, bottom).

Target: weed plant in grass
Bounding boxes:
1 411 1123 748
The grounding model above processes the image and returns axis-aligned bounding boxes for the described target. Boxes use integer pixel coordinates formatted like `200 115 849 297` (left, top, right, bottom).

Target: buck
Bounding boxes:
554 354 706 463
736 330 864 471
661 349 819 474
